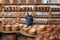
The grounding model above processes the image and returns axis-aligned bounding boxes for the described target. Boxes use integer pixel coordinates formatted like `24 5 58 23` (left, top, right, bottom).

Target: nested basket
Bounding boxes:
7 34 17 40
0 25 5 31
5 25 11 31
11 25 19 31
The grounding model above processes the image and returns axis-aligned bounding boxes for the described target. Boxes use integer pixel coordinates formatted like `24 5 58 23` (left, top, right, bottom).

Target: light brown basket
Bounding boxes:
11 25 19 31
7 34 17 40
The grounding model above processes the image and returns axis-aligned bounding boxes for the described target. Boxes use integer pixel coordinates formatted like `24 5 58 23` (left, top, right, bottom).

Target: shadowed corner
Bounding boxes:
0 32 2 40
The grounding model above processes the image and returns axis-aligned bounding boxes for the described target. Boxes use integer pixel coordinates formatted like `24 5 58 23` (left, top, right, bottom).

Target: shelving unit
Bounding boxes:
0 5 59 24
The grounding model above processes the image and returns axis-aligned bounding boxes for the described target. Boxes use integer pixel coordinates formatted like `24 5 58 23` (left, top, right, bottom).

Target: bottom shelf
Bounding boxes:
0 31 36 37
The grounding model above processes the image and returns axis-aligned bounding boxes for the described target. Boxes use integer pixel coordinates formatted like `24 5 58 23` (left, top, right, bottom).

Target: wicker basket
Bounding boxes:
13 0 18 4
28 0 36 4
19 0 26 4
5 25 11 31
7 34 17 40
0 25 5 31
18 24 23 30
36 0 41 4
0 0 3 4
11 25 19 31
4 0 10 4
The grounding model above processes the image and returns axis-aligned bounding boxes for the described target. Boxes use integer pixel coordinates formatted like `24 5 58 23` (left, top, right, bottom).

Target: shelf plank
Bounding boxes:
0 15 60 18
0 31 36 37
34 15 60 18
0 7 60 12
0 31 20 33
0 10 60 12
0 20 60 24
19 20 60 25
0 4 60 5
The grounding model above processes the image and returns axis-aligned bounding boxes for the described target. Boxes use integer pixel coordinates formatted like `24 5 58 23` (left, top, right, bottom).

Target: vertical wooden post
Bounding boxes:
0 1 5 40
2 0 5 25
16 12 20 24
32 11 35 18
2 8 5 25
48 7 51 19
48 0 52 25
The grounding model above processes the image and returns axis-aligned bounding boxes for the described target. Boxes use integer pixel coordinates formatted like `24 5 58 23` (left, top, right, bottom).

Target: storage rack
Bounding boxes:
0 5 60 24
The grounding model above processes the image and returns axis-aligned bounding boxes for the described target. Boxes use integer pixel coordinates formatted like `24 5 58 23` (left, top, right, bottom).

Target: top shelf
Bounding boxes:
0 4 60 5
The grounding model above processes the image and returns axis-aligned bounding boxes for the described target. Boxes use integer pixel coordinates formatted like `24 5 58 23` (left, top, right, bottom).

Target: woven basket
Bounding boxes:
7 34 17 40
11 25 19 31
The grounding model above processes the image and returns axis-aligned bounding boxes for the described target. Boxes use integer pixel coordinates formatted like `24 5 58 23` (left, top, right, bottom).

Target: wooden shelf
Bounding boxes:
3 10 60 12
19 20 60 25
0 31 20 33
0 31 36 37
0 7 48 12
0 15 60 18
34 15 60 18
19 20 47 24
0 20 59 24
0 7 60 12
0 4 60 5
